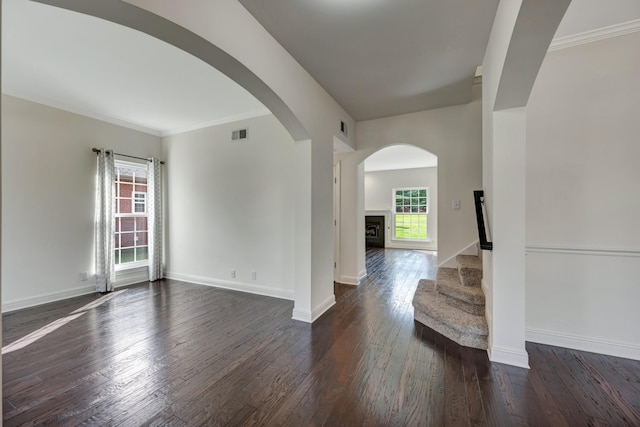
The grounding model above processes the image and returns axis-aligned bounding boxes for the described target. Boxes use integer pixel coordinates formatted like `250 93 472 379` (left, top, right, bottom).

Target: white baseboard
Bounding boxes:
337 276 358 285
488 345 530 369
338 269 367 286
115 266 149 287
358 269 367 284
526 328 640 361
438 240 479 268
291 307 312 322
2 266 152 313
2 284 96 313
386 241 437 251
291 295 337 323
164 271 294 301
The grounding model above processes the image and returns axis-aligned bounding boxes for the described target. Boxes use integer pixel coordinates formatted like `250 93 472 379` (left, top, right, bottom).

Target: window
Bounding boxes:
114 161 148 266
393 188 428 240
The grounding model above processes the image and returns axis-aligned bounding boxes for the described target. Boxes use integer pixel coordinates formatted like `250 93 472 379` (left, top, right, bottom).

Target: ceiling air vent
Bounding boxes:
231 128 248 141
340 121 348 137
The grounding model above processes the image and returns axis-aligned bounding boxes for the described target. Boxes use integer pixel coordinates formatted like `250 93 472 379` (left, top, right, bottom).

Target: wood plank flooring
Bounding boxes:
3 248 640 426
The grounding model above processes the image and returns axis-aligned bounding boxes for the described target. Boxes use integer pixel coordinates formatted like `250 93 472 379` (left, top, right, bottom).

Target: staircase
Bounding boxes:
412 251 488 349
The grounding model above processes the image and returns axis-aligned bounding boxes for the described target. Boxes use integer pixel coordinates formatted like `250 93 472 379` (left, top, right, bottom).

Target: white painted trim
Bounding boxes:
1 268 153 312
2 92 272 138
337 269 367 286
358 269 367 284
337 276 359 286
526 328 640 361
2 285 96 313
312 295 337 322
115 266 149 287
488 345 530 369
438 240 479 268
164 272 294 301
549 19 640 51
386 241 436 251
2 91 162 136
292 295 336 323
161 108 271 136
525 245 640 257
291 308 312 323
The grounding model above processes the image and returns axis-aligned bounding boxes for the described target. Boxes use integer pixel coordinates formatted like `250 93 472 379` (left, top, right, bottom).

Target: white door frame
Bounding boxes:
333 162 341 282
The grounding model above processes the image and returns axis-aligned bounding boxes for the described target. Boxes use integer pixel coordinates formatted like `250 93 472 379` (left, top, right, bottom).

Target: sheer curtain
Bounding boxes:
95 149 115 293
148 158 163 281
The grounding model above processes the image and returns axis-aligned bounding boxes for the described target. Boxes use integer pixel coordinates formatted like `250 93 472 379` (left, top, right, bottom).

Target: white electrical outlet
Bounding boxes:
252 272 257 280
80 272 88 281
231 270 236 278
452 200 461 210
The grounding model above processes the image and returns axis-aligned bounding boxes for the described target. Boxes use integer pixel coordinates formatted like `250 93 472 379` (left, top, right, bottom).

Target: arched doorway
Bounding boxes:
363 145 438 252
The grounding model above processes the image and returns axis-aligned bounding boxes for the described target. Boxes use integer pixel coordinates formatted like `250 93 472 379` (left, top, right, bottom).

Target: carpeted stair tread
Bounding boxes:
412 285 488 338
436 268 485 305
456 254 482 287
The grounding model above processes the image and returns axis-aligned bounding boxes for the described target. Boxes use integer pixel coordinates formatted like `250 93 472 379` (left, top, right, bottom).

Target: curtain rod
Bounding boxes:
92 148 165 165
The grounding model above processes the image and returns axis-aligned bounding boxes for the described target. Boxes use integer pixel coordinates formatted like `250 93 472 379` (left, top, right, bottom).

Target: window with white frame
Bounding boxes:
393 188 428 240
114 161 148 266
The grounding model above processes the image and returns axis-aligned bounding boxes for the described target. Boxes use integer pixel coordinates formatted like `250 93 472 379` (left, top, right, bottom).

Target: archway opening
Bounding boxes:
362 145 438 253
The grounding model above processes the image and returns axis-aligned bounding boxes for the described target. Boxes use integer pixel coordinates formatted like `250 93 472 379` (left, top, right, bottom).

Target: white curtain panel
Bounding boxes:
95 149 115 293
148 158 163 281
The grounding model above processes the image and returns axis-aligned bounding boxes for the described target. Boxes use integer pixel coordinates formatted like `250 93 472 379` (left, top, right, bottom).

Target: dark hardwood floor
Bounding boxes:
3 248 640 426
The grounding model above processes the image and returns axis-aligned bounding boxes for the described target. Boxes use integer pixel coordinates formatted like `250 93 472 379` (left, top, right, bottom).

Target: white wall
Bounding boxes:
163 114 296 300
1 95 162 311
364 167 438 250
337 84 482 285
526 31 640 360
481 0 569 368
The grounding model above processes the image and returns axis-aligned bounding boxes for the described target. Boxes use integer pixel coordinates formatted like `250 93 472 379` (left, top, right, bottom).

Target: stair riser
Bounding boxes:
459 267 482 288
414 309 488 350
440 294 485 316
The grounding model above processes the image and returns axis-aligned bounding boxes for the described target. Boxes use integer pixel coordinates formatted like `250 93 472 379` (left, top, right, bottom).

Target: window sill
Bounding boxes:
115 261 149 272
391 238 432 243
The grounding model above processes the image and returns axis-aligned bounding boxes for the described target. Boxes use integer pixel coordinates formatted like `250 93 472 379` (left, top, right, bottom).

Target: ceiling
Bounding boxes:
2 0 639 141
364 145 437 172
2 0 269 136
239 0 500 122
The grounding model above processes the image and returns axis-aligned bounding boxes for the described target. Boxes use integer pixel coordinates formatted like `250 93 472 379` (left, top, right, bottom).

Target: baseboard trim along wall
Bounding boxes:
2 268 151 313
164 272 294 301
2 285 96 313
291 295 337 323
488 345 530 369
527 328 640 361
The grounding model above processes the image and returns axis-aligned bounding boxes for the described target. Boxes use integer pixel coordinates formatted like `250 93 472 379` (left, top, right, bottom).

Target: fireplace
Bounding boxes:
365 215 385 248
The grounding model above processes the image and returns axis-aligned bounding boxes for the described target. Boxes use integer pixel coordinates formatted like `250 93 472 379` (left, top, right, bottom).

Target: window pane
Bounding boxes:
419 189 427 197
135 172 148 185
419 198 426 206
114 249 120 265
121 217 135 232
119 199 132 214
136 217 147 231
120 248 135 264
403 190 411 198
119 167 134 182
134 203 145 213
411 206 418 213
121 232 135 248
120 183 133 198
136 232 148 246
136 247 149 261
115 218 120 232
115 234 120 249
135 185 147 193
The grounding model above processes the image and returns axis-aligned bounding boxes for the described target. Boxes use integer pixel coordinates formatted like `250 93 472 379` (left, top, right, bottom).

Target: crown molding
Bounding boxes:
161 108 271 137
549 18 640 51
3 91 163 136
3 91 272 138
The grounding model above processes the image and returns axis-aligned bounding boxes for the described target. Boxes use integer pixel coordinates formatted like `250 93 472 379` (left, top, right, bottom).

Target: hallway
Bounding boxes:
3 249 640 425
